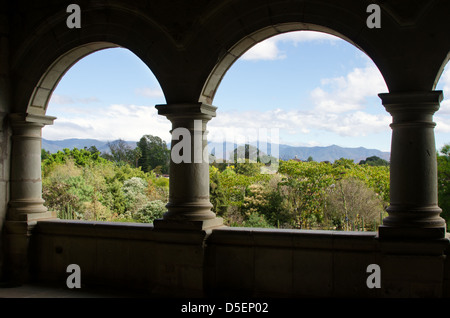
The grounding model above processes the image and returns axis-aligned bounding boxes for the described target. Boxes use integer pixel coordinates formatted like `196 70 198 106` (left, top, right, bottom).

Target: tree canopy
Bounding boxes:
137 135 170 174
359 155 389 166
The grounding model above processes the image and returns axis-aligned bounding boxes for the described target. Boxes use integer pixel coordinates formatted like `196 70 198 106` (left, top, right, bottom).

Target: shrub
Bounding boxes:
133 200 167 223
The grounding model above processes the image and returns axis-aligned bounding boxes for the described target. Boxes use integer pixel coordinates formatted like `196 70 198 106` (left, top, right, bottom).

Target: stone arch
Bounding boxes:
199 23 388 105
10 4 177 115
433 51 450 90
192 0 450 104
27 42 119 116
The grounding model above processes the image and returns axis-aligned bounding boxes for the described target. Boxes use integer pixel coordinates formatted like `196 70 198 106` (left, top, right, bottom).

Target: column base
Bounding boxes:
379 205 447 239
9 211 57 223
8 199 57 222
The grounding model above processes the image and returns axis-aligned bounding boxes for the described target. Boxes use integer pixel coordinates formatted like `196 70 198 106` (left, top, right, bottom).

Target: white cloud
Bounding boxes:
435 117 450 133
241 39 286 61
434 66 450 132
312 111 391 136
241 30 339 61
42 104 171 142
311 65 388 113
50 94 74 104
135 87 165 98
275 31 339 44
209 63 390 142
50 94 99 105
436 66 450 114
209 107 391 144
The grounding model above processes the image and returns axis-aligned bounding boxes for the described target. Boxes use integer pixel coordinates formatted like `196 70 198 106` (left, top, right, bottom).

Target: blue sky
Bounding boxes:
43 31 450 153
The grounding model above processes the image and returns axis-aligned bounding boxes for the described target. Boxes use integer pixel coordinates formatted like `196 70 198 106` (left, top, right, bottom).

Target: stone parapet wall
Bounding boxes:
30 220 450 297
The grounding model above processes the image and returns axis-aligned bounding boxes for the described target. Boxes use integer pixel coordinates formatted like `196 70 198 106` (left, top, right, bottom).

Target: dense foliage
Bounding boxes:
41 139 450 232
437 144 450 230
42 146 169 223
137 135 170 174
210 158 390 230
40 136 397 231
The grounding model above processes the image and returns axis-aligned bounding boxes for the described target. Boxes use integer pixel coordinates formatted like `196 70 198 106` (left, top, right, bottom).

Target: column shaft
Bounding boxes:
379 91 446 239
154 103 223 229
7 113 56 222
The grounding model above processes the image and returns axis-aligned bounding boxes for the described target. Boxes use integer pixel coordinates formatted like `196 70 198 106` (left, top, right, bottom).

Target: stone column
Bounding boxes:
378 91 446 239
4 113 56 283
7 113 56 222
151 103 223 296
154 103 223 230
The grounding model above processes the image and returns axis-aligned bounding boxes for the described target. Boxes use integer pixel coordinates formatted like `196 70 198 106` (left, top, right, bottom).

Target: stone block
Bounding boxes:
127 240 157 289
95 238 131 285
210 244 254 296
254 246 293 296
153 234 207 296
333 251 379 297
293 249 333 297
380 253 445 297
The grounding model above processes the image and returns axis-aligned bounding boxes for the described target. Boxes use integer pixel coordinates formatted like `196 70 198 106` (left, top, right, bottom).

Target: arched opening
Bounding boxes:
434 59 450 230
205 29 391 231
435 60 450 150
200 23 381 105
27 43 119 116
38 45 171 223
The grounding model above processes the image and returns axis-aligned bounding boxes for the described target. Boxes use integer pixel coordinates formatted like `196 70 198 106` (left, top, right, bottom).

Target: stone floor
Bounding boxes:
0 282 147 298
0 283 162 317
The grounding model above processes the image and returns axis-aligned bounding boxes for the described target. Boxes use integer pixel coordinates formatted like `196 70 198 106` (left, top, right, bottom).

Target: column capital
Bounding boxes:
9 112 56 126
155 103 217 122
378 90 443 103
379 91 443 117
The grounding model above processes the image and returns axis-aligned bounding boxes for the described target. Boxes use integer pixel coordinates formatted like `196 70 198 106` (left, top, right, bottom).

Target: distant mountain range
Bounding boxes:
42 138 390 163
42 138 135 154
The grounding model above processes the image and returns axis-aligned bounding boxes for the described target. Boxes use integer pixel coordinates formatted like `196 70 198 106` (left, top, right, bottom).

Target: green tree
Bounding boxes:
324 178 385 231
41 144 171 223
232 144 260 163
41 149 51 161
209 166 228 215
137 135 170 173
359 155 389 166
85 145 101 156
105 139 142 167
42 147 109 172
437 144 450 230
277 159 389 230
234 159 262 176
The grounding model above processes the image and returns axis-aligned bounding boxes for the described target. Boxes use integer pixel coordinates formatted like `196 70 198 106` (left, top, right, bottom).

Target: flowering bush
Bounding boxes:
133 200 167 223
